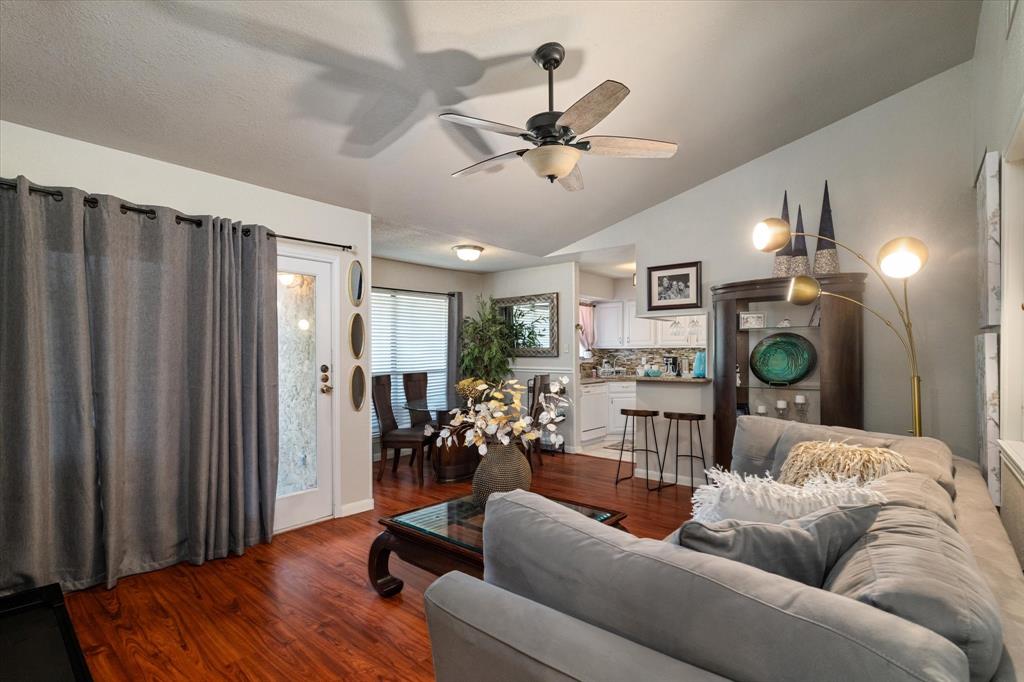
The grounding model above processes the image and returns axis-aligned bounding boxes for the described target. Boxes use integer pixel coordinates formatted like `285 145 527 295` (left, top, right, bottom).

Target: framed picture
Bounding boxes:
647 261 701 311
738 312 766 330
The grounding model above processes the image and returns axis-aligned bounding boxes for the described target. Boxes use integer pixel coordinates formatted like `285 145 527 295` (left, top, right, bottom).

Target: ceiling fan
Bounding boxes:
439 42 678 191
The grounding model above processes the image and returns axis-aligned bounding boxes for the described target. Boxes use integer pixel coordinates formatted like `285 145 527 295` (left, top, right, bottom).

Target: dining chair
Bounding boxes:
372 374 431 483
402 371 436 470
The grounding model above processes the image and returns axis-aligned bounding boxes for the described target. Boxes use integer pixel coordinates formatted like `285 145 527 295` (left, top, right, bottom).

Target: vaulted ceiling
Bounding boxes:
1 1 979 264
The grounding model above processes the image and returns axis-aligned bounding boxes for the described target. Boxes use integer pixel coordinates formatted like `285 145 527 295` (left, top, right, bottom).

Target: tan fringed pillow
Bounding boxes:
779 440 911 486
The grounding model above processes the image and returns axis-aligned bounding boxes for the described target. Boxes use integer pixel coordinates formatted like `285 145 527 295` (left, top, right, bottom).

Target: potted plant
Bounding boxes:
426 377 570 506
459 296 538 384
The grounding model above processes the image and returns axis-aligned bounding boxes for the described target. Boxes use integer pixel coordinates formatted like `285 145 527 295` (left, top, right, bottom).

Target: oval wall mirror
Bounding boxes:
348 260 364 306
351 365 366 411
349 313 365 359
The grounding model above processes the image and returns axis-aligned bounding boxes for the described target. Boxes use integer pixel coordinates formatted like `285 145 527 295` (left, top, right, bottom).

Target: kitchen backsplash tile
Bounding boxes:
581 347 700 376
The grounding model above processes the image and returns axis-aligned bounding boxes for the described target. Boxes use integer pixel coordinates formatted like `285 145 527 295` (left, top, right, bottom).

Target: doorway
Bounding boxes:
274 254 336 531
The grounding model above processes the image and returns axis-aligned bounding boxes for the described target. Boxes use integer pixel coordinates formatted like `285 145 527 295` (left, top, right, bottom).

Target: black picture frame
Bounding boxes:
647 261 702 311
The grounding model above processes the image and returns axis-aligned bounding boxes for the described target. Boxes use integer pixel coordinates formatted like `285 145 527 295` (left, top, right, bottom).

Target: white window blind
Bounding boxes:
371 288 450 437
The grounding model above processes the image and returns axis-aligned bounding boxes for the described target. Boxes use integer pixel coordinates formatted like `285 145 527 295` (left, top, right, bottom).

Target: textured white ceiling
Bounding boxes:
0 0 979 263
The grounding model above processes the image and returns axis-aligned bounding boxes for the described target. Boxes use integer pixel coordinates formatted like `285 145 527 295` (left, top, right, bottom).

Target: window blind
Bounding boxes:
370 288 450 437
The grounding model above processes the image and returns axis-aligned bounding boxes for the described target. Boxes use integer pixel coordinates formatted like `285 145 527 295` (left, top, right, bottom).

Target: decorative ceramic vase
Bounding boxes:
472 443 532 506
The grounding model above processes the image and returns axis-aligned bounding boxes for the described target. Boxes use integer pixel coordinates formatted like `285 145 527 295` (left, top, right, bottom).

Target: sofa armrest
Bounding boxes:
424 572 727 682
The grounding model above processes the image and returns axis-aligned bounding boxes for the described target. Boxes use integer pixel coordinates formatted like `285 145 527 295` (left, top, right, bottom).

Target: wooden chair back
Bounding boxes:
530 374 550 421
371 374 398 435
402 372 431 427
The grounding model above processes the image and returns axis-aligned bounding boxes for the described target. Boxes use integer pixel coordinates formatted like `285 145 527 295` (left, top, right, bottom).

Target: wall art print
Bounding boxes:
977 150 1001 328
647 261 702 311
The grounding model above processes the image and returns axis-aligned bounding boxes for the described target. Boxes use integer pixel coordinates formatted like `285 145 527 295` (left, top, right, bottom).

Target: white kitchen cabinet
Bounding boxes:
594 301 624 348
606 381 637 437
580 382 609 441
624 301 655 347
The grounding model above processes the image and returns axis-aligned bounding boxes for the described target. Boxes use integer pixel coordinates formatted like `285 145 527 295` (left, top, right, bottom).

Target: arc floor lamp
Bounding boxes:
753 219 928 437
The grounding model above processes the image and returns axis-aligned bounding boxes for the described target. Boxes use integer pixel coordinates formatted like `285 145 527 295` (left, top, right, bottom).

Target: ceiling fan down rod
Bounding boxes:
548 66 554 112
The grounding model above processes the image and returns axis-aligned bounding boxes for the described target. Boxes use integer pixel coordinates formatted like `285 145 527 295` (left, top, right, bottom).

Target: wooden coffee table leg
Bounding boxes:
368 531 404 597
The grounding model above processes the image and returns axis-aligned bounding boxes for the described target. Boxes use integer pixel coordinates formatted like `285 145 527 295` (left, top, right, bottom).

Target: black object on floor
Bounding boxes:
0 583 92 681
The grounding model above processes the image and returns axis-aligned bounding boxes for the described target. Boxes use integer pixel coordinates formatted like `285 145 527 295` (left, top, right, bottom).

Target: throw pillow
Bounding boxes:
690 468 887 524
675 504 881 587
770 422 895 477
778 440 911 486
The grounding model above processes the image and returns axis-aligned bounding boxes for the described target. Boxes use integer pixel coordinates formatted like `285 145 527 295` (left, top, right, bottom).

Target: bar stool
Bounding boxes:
614 409 664 491
662 412 708 490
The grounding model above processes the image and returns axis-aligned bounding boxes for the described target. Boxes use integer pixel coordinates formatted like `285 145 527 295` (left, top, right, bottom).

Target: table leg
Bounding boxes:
368 531 404 597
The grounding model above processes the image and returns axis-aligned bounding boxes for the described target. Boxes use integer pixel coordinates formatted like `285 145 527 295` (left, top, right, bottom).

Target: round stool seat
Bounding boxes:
621 409 659 418
663 411 706 421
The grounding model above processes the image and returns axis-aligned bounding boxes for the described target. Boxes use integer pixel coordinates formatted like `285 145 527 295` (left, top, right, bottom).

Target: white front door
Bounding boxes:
275 255 335 532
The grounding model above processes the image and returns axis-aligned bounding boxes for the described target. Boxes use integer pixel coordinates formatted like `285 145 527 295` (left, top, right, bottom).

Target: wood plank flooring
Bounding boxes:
64 453 694 681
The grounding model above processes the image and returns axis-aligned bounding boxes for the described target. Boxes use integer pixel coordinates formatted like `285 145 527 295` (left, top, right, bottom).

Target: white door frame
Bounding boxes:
275 243 344 532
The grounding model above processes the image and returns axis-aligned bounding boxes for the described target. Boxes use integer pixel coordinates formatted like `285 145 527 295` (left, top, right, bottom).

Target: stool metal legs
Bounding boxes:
662 418 709 489
615 414 664 491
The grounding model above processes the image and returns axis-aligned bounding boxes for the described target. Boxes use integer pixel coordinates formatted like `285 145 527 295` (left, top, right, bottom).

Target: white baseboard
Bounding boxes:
337 498 375 517
633 467 706 488
576 448 631 462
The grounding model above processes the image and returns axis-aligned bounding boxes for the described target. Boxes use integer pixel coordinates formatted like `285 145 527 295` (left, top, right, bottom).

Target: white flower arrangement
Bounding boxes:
425 377 571 455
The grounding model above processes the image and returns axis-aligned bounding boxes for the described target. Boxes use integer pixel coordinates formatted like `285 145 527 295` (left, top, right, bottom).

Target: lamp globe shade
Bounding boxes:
753 218 792 252
787 275 821 306
453 245 484 262
523 145 581 180
877 237 928 279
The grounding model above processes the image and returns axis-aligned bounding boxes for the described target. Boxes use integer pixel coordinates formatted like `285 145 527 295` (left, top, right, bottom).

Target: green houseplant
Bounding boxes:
459 297 538 384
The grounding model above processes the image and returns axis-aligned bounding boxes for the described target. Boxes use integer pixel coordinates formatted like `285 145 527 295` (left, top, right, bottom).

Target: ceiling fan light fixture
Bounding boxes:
453 244 484 262
523 145 581 181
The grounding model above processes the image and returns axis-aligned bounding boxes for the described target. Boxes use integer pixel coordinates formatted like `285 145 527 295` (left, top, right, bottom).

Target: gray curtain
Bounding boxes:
0 176 278 593
447 291 463 406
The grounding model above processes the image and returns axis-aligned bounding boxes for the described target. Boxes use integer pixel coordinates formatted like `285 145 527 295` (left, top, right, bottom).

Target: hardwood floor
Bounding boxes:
65 453 694 681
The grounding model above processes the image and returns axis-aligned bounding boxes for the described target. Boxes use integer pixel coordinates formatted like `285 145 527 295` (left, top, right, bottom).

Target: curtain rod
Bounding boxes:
373 285 456 298
0 179 353 251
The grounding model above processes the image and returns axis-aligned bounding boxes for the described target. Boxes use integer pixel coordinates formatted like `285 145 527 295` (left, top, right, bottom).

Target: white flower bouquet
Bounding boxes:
425 377 571 455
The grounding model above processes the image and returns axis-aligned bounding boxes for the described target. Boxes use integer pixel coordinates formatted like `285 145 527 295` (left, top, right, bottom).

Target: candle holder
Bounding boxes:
795 399 809 422
775 401 789 419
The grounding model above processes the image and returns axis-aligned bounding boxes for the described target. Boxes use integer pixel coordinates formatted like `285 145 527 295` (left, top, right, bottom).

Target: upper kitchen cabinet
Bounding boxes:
624 301 655 347
594 301 624 348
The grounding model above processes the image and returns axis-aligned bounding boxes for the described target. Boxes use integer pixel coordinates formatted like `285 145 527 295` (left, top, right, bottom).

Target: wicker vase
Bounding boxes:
471 443 532 507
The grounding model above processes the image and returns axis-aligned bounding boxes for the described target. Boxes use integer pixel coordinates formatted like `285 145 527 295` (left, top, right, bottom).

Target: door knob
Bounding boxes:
320 384 334 394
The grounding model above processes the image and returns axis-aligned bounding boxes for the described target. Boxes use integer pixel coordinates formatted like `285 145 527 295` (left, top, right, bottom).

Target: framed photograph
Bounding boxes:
738 312 766 330
647 261 701 311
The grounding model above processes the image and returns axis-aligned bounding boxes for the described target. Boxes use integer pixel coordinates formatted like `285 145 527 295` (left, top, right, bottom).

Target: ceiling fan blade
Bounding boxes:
580 136 678 158
556 80 629 135
439 113 531 139
557 164 583 192
451 150 528 178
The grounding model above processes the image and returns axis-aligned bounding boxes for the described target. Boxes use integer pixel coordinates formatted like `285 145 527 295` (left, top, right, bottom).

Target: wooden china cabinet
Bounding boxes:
711 273 866 469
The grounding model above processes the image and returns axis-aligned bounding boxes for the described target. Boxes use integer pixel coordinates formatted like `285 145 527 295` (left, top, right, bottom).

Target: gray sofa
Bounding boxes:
424 417 1024 681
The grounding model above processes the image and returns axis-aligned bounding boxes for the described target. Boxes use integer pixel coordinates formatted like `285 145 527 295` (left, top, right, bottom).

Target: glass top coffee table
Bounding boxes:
368 494 626 597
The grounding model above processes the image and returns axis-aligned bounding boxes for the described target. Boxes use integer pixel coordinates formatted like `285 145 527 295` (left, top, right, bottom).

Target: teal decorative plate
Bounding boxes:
750 333 817 386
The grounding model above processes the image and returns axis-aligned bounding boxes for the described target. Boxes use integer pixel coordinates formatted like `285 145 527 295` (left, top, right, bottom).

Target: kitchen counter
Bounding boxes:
580 376 711 385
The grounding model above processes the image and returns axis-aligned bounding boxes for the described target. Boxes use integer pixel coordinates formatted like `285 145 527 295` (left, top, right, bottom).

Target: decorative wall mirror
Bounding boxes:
349 313 365 359
348 260 364 306
351 365 366 411
495 292 559 357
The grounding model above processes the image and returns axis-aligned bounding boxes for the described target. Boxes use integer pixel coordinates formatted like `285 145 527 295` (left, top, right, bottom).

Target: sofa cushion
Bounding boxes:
825 506 1003 682
730 415 788 476
674 504 881 587
770 422 895 477
867 471 957 529
484 490 968 682
888 437 957 499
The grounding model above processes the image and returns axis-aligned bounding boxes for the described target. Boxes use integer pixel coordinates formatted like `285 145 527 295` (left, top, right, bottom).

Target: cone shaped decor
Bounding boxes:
772 191 793 277
789 205 810 276
813 180 840 274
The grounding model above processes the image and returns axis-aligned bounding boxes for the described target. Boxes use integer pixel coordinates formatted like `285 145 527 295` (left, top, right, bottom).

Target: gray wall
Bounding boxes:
558 64 979 457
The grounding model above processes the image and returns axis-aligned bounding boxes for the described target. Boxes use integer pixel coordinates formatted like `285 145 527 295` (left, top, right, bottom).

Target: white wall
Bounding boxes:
579 272 614 300
612 277 635 302
0 120 375 515
971 0 1024 164
558 64 978 457
484 262 580 449
371 257 487 316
